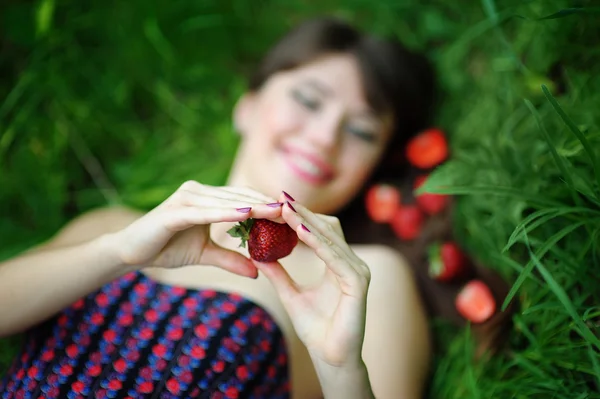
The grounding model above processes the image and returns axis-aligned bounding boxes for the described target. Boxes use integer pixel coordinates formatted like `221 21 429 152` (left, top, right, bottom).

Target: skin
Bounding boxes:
0 53 431 398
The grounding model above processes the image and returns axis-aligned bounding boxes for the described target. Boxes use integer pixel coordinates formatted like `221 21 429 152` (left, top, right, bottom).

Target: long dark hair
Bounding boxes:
246 17 513 355
247 16 438 239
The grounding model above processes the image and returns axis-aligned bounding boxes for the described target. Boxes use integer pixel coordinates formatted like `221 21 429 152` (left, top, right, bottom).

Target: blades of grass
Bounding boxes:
504 209 560 253
35 0 55 38
502 221 586 311
582 308 600 321
0 72 34 123
514 315 539 346
538 7 600 20
463 326 480 399
524 99 581 205
587 342 600 391
490 252 544 284
525 235 600 351
144 18 175 64
54 104 121 205
511 354 554 380
0 89 45 160
542 85 600 196
503 207 597 253
419 184 564 208
481 0 528 73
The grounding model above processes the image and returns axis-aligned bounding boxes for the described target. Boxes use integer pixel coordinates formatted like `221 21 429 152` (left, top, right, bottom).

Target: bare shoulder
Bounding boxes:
32 205 144 252
351 244 414 282
351 244 431 398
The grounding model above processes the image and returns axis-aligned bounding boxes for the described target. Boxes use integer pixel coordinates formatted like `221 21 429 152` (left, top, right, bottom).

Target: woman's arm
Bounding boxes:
310 359 375 399
309 247 429 399
0 207 142 337
358 246 431 399
0 182 284 338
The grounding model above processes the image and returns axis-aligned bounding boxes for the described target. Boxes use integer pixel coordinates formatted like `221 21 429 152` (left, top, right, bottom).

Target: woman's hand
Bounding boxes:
253 195 371 368
112 180 283 278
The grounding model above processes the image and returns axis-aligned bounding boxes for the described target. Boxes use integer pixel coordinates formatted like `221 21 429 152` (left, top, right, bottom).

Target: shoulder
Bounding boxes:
351 244 414 283
33 205 144 252
351 244 431 398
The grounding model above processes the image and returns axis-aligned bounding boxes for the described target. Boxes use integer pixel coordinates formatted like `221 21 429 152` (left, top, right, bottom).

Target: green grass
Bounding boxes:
1 0 599 397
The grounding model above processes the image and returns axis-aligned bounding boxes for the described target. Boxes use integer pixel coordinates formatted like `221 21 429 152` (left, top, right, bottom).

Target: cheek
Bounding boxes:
342 146 382 180
259 96 304 136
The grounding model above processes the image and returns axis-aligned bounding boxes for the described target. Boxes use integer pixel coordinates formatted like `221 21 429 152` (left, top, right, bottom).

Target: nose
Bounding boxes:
305 109 343 152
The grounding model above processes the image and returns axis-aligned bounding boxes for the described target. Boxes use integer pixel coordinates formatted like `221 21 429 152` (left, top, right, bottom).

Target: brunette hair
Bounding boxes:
247 16 438 241
246 17 515 358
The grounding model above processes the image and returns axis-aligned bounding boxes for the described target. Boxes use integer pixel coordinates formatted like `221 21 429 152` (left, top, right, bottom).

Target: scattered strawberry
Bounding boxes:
365 184 401 223
455 280 496 323
390 205 424 240
428 241 467 282
413 175 449 215
227 219 298 262
406 128 449 169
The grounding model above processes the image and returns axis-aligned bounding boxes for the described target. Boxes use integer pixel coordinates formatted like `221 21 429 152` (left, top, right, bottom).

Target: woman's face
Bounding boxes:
232 53 393 215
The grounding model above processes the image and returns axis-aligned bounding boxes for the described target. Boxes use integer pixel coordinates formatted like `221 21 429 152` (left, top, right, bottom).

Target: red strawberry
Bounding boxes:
455 280 496 323
413 175 449 215
365 184 401 223
390 205 424 240
406 128 449 169
227 219 298 262
428 241 467 282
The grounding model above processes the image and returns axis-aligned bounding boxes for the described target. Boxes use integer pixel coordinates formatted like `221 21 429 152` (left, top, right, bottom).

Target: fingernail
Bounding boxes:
287 202 297 213
282 191 295 202
266 202 283 208
301 224 310 232
236 207 252 213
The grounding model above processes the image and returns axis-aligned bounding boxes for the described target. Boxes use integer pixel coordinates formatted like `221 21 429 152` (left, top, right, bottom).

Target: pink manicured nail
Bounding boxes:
286 202 297 213
236 207 252 213
282 191 295 202
266 202 283 207
301 224 310 232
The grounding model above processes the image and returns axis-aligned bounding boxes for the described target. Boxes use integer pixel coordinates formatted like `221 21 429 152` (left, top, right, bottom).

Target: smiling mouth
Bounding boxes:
281 147 334 185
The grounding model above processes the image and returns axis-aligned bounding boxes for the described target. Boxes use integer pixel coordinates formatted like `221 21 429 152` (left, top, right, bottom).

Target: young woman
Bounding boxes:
0 17 437 398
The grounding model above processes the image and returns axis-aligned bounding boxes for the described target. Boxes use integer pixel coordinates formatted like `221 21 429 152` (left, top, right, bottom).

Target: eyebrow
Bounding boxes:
301 78 334 97
300 78 381 120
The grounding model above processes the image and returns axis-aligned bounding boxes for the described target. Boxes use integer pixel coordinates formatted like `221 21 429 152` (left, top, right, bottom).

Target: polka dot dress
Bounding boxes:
0 272 290 398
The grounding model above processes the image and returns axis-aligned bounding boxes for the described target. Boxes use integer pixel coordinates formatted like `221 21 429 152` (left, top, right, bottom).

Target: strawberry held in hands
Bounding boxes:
428 241 467 282
365 183 401 223
228 219 298 263
414 175 449 215
455 280 496 323
406 128 448 169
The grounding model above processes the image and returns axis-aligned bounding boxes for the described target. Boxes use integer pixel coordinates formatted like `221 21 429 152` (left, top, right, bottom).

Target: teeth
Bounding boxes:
293 155 323 177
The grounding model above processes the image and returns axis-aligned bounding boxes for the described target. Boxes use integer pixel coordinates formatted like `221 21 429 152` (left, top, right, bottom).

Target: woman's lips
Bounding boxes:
281 146 335 185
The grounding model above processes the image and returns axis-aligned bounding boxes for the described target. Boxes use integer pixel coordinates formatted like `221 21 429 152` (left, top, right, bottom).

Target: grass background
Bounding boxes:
1 0 599 397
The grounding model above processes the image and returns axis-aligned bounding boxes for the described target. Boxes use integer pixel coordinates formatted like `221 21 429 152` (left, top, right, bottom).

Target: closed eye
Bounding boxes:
346 125 377 143
291 89 321 111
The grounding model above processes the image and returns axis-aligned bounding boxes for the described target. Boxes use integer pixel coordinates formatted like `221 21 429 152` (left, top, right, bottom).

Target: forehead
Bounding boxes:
273 54 370 108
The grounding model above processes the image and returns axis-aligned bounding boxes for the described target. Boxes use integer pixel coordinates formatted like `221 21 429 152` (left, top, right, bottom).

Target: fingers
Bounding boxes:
159 182 285 225
178 180 278 205
201 241 258 279
252 261 298 304
281 202 370 296
161 206 258 232
283 200 361 264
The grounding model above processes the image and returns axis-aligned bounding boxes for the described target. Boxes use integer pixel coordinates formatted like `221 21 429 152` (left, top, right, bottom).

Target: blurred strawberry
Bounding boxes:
413 175 449 215
365 184 401 223
390 205 424 240
406 128 448 169
428 241 467 282
455 280 496 323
